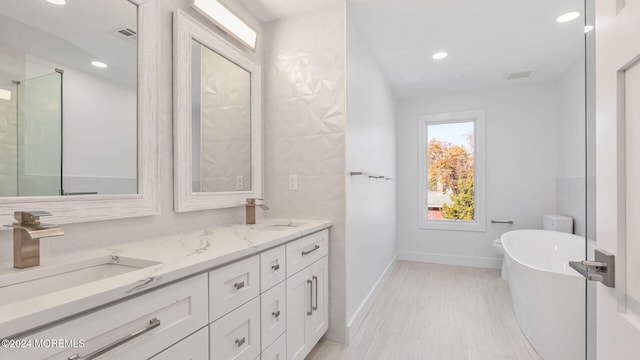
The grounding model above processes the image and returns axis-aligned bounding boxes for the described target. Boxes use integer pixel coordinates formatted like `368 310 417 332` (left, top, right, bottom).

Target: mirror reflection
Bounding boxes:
191 40 252 193
0 0 137 196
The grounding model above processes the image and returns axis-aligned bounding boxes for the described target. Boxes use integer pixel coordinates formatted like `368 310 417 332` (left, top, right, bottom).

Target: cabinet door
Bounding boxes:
286 266 313 360
150 327 208 360
308 256 329 343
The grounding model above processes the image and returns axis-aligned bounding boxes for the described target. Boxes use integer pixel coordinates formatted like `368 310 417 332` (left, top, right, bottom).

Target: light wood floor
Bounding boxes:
307 261 542 360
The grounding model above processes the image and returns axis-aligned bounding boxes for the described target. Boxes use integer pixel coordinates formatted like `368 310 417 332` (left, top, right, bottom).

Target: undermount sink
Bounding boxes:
0 256 160 307
252 221 306 231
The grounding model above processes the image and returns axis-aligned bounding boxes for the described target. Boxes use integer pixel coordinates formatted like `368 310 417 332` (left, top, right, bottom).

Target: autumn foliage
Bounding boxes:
427 137 475 220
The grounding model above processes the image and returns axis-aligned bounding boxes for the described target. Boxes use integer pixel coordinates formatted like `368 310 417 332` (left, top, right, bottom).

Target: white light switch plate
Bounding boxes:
235 176 244 190
289 174 297 191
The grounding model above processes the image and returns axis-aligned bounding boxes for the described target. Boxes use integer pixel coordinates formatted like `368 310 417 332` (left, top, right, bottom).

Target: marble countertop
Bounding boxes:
0 218 331 338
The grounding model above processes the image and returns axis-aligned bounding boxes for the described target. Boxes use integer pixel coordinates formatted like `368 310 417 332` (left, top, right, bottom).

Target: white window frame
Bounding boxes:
418 109 486 232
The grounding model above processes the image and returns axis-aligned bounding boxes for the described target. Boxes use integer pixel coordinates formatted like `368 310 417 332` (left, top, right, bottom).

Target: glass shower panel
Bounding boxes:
16 71 62 196
0 82 18 197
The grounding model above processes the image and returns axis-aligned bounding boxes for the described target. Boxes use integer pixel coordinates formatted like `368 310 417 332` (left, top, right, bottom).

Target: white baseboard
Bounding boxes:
397 251 501 269
346 254 398 344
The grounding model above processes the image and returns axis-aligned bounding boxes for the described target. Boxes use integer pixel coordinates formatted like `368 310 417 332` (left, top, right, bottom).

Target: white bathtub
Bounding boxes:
502 229 586 360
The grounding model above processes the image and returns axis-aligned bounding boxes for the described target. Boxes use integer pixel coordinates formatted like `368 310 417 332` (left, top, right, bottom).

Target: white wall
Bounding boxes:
263 5 347 343
345 9 397 342
397 82 559 267
62 65 137 194
0 0 263 263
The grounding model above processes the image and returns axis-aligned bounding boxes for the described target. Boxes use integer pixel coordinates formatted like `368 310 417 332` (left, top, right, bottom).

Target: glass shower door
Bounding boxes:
16 71 62 196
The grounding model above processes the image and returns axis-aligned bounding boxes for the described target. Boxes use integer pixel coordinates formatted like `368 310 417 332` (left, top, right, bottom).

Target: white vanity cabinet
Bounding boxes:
206 229 329 360
5 274 209 360
286 230 329 360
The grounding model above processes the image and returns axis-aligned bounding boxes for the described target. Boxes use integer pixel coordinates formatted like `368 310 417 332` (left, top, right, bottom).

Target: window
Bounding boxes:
418 110 486 231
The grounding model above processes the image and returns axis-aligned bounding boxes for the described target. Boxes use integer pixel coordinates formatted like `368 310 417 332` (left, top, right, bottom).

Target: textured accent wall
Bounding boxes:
199 45 252 192
0 93 17 197
264 4 347 343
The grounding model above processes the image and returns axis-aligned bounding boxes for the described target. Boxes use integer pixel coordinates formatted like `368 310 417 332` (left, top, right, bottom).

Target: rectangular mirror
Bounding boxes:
0 0 158 225
174 9 262 212
1 0 137 196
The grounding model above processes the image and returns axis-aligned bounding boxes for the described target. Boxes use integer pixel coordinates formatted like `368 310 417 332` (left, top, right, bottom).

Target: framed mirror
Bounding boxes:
0 0 158 225
173 9 262 212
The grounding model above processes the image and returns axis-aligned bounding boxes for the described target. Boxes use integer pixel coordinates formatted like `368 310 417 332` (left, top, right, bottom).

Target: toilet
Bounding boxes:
494 214 574 280
542 214 573 234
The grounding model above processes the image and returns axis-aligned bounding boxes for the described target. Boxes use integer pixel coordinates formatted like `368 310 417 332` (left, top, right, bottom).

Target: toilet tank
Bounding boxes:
542 214 573 233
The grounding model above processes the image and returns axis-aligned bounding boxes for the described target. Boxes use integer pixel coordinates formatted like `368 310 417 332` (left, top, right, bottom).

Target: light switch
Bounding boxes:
235 176 244 190
288 174 297 191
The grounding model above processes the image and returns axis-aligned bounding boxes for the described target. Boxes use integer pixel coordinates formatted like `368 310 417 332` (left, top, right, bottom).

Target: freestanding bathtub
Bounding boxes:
502 229 586 360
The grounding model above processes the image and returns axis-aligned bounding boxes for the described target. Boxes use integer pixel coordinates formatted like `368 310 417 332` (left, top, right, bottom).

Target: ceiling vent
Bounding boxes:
113 26 137 42
507 69 537 80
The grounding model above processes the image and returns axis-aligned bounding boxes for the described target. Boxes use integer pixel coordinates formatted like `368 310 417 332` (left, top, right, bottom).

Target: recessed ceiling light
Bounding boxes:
556 11 580 23
46 0 66 5
585 25 594 33
432 52 448 60
91 61 108 68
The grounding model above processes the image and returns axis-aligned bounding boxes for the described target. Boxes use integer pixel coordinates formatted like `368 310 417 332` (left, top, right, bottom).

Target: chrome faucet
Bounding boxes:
245 198 269 225
9 211 64 269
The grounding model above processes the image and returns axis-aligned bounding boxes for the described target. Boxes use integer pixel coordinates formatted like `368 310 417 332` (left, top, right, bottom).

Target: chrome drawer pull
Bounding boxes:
301 245 320 256
312 275 318 311
235 337 246 347
234 281 245 290
271 263 280 271
67 318 160 360
307 279 313 316
272 310 281 318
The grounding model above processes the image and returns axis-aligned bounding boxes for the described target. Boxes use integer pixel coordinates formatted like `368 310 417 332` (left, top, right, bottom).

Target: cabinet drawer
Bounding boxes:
260 282 286 351
209 255 260 321
260 245 286 292
261 333 286 360
150 327 208 360
286 230 328 277
210 297 260 360
6 274 208 360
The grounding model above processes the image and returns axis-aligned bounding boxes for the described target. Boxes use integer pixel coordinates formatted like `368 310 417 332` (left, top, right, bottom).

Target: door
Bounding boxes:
308 257 328 343
286 266 313 360
595 0 640 358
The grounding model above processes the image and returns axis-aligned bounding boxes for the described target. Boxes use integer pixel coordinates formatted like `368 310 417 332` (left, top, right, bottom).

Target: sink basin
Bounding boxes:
252 221 306 231
0 256 160 307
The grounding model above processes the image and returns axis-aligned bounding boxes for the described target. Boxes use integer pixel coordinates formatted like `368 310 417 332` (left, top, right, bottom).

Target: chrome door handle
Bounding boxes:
67 318 160 360
234 281 245 290
307 279 313 316
312 275 318 311
569 249 615 287
302 245 320 256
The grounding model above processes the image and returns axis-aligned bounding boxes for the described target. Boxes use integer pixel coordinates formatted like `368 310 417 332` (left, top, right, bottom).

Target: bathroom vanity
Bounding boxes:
0 219 330 360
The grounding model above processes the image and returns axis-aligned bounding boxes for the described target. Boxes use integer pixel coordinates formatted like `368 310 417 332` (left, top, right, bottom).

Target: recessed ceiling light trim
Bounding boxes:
45 0 66 5
432 51 448 60
556 11 580 23
91 61 108 68
191 0 258 51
